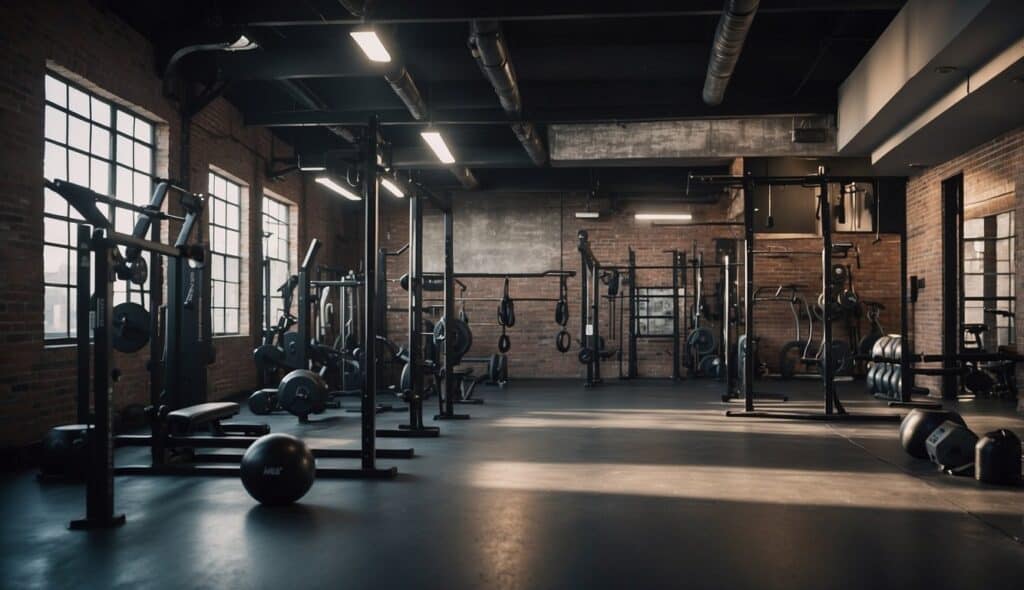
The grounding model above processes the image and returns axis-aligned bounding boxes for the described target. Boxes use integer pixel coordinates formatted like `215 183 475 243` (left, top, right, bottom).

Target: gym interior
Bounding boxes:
2 1 1023 588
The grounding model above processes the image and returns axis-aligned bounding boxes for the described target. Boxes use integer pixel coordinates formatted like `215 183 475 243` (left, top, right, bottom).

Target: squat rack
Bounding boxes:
690 172 904 422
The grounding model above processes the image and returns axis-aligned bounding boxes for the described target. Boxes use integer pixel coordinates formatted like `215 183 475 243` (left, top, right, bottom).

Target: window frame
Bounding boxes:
43 71 157 344
260 193 293 334
207 170 245 336
961 210 1015 349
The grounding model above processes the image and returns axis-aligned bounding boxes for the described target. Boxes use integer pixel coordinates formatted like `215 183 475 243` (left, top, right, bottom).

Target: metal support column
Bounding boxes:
436 207 468 419
70 232 125 530
358 116 399 476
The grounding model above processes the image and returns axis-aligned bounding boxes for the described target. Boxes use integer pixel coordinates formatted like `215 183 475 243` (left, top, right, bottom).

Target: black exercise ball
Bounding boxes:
39 424 91 480
975 429 1022 486
899 409 966 459
240 434 316 505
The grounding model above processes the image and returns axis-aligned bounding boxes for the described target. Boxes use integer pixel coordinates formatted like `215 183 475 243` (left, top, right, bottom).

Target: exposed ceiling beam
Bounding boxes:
246 106 835 128
241 1 904 27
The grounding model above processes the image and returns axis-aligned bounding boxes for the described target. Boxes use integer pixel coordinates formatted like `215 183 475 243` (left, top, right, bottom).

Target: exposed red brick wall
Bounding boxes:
0 0 351 447
377 194 902 379
905 127 1024 397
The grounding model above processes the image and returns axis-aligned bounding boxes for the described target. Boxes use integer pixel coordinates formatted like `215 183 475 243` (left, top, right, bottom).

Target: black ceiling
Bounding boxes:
103 0 905 191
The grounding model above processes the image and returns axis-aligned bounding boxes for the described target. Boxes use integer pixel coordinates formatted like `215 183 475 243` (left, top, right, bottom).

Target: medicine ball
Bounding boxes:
39 424 91 480
899 409 967 459
240 434 316 505
975 429 1022 486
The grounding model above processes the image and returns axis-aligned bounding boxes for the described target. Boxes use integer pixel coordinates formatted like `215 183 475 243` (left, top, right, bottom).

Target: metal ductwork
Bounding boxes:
384 67 429 121
469 21 522 113
702 0 760 106
469 20 548 166
510 122 547 167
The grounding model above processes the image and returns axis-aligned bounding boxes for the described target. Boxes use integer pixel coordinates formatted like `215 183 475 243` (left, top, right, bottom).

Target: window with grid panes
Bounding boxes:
208 171 243 335
963 211 1015 348
43 73 155 342
261 196 292 332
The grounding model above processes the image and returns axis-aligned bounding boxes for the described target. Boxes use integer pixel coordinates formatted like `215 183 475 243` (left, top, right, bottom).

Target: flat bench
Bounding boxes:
166 402 240 433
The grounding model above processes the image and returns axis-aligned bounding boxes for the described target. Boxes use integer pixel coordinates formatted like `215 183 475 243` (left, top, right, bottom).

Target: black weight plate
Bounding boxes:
112 302 150 353
488 354 500 383
278 369 328 418
248 389 274 415
778 340 806 380
686 327 716 356
698 354 722 378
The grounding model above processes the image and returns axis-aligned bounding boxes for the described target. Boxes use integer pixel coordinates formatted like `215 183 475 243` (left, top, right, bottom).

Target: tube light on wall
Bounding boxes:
635 213 693 221
381 177 405 198
315 176 362 201
575 211 600 219
350 30 392 63
420 131 456 164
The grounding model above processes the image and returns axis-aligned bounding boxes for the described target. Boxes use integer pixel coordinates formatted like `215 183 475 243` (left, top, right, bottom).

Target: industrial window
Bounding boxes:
261 195 292 331
43 73 155 342
963 211 1015 348
208 171 244 335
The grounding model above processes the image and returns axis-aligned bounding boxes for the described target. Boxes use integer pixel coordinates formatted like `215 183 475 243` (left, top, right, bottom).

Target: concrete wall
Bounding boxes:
0 0 354 449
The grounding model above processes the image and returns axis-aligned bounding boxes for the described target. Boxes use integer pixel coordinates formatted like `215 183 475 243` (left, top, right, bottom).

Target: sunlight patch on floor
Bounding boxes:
467 461 1024 515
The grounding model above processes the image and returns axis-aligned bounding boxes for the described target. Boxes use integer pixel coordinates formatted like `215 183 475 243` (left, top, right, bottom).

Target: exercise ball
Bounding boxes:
898 409 966 459
39 424 91 480
240 434 315 505
975 429 1022 485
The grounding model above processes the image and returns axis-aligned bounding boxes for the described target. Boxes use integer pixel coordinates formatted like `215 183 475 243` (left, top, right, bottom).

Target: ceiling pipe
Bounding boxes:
702 0 760 106
384 66 429 120
468 20 548 166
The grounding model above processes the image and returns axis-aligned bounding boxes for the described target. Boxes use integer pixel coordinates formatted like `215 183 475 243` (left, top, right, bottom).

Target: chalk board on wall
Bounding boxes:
422 193 563 273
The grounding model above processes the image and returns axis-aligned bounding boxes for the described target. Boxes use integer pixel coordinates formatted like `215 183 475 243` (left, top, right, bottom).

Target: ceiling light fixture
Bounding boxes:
420 131 456 164
381 177 405 198
315 176 361 201
635 213 693 221
350 30 392 63
575 211 600 219
226 35 259 52
934 65 958 75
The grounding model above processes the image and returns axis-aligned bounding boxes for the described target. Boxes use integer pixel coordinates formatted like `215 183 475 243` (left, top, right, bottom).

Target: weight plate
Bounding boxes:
278 369 328 418
488 354 500 383
248 389 275 415
778 340 807 380
686 327 716 356
698 354 722 378
111 302 150 353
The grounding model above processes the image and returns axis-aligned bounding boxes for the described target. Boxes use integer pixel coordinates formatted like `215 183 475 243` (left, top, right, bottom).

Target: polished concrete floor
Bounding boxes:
2 379 1023 590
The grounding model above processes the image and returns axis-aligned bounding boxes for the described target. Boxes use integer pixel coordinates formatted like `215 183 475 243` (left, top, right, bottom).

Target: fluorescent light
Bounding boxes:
420 131 456 164
299 165 326 172
635 213 693 221
575 211 600 219
381 178 405 198
315 176 361 201
226 35 258 51
350 31 391 63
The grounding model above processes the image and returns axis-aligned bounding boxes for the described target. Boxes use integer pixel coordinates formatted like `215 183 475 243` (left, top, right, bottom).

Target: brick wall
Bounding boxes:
376 193 902 380
0 0 351 448
905 127 1024 397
